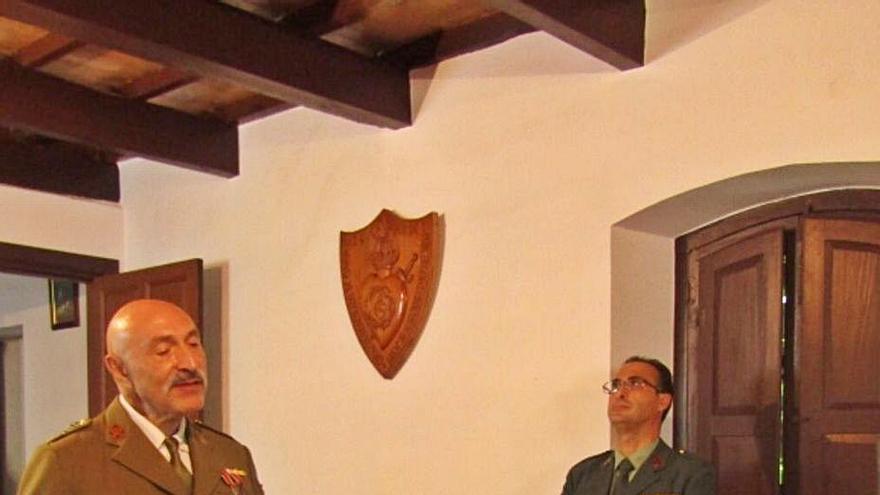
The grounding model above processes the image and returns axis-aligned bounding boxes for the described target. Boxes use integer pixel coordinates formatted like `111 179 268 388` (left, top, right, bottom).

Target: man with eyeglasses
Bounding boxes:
561 356 714 495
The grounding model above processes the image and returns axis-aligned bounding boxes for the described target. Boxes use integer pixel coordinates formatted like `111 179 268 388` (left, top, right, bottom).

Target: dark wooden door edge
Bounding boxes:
682 189 880 253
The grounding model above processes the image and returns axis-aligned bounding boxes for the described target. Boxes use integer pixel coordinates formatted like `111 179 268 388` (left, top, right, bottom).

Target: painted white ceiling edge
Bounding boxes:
615 161 880 238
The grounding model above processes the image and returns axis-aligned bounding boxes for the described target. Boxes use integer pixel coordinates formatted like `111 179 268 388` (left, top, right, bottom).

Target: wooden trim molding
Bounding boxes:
0 241 118 281
681 189 880 253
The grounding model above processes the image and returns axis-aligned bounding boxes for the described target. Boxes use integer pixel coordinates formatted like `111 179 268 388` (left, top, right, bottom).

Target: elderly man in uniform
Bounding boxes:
562 356 714 495
19 299 264 494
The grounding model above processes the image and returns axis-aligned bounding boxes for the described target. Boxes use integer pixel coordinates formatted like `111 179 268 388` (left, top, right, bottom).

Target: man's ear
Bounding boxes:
104 354 128 382
658 393 672 414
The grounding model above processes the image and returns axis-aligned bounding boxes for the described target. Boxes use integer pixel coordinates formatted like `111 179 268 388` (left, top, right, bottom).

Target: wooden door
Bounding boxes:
86 259 202 415
799 218 880 495
688 228 785 495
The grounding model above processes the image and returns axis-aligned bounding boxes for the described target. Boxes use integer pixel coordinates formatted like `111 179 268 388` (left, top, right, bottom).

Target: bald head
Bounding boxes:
104 299 207 434
106 299 195 359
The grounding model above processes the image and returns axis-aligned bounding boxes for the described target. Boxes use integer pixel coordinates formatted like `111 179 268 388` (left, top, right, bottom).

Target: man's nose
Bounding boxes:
173 346 199 369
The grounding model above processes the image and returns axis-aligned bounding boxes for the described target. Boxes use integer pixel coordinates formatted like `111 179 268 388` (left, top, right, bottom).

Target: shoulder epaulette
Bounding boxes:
49 418 91 443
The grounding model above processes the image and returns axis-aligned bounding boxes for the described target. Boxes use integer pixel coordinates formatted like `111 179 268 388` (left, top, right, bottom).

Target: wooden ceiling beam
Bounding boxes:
0 0 412 128
0 129 120 202
281 0 341 36
487 0 645 70
0 61 239 176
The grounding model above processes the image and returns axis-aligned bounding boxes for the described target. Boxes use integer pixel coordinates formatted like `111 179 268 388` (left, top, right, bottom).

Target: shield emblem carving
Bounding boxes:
340 209 443 379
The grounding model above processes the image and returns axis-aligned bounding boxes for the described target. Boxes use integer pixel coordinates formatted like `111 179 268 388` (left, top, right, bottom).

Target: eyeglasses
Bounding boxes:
602 377 662 395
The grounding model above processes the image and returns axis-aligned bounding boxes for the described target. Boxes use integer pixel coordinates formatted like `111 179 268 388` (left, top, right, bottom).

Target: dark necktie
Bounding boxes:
164 436 193 493
611 458 634 495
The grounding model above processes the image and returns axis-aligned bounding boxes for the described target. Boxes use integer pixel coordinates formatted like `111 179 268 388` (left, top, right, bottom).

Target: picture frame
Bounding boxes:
49 279 79 330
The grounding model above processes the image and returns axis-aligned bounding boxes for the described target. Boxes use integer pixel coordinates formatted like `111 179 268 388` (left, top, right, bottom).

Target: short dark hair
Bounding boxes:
624 356 674 421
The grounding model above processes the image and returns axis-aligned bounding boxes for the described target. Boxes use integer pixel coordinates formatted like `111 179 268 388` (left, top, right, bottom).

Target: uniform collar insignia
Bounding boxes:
650 453 665 471
109 424 126 441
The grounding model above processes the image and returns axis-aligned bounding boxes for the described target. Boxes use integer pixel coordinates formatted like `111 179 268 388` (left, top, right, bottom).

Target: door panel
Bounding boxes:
691 228 783 495
825 244 880 408
822 434 878 495
86 259 202 416
800 218 880 495
714 436 769 495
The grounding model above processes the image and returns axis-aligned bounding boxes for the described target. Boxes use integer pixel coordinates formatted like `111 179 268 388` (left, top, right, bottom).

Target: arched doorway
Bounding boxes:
677 189 880 495
611 162 880 494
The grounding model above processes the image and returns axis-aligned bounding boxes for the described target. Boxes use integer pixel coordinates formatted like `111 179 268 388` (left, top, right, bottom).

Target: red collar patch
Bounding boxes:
650 454 665 471
109 424 126 441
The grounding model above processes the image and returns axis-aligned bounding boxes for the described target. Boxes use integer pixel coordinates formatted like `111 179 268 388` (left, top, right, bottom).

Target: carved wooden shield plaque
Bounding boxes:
340 210 443 379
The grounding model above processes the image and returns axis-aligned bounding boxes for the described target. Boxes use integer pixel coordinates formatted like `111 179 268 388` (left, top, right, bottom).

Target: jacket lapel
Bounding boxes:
190 423 226 495
625 440 673 495
580 452 615 495
103 398 190 495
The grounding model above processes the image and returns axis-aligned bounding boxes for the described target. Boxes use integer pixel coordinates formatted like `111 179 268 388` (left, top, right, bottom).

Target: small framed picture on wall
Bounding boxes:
49 279 79 330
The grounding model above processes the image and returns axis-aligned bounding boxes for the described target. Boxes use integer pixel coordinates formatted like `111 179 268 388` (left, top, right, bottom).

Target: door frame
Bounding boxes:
0 240 117 489
0 241 118 282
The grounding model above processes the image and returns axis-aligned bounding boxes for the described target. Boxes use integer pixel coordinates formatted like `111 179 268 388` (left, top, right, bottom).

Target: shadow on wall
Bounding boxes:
202 263 228 431
608 161 880 440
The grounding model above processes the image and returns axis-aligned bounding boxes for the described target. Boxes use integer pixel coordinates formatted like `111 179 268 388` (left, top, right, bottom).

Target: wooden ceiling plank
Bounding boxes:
217 93 290 123
488 0 645 70
0 0 412 128
13 32 82 67
0 130 120 201
121 67 199 100
0 61 239 176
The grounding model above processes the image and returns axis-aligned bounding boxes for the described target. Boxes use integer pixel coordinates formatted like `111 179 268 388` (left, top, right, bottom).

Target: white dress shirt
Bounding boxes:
118 394 193 473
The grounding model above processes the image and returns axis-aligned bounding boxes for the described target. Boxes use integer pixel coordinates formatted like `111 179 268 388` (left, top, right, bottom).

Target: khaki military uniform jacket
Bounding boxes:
18 398 264 495
561 440 715 495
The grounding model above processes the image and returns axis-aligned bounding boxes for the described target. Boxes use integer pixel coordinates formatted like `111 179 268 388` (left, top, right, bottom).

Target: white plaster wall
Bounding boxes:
0 274 89 461
119 0 880 493
0 182 120 466
0 184 122 259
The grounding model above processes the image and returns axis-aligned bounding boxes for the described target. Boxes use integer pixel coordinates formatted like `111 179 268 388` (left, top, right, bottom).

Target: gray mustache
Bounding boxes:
172 370 205 386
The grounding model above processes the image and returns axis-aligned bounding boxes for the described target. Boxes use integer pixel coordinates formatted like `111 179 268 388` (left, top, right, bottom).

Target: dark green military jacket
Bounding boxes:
18 398 264 495
562 440 715 495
